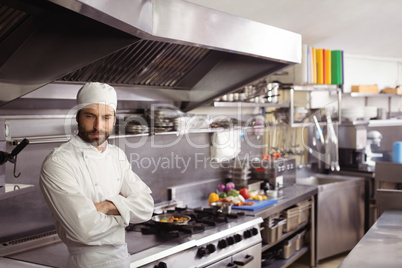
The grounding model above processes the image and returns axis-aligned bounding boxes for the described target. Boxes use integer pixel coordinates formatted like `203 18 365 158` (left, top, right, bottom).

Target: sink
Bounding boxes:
296 174 361 190
296 176 346 185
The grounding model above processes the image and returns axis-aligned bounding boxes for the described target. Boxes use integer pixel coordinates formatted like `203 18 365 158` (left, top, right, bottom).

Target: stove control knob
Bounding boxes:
206 243 216 253
218 239 228 249
154 262 167 268
234 234 242 243
251 227 258 236
226 236 235 245
243 230 252 239
197 247 207 258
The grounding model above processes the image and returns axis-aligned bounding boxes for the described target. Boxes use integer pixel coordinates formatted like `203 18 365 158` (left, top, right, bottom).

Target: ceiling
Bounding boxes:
188 0 402 59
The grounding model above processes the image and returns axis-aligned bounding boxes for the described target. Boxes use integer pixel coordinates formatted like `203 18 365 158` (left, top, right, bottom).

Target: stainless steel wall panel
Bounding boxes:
0 128 263 243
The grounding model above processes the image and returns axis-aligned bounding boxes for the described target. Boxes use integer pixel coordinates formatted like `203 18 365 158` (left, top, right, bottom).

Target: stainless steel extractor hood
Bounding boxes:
0 0 301 112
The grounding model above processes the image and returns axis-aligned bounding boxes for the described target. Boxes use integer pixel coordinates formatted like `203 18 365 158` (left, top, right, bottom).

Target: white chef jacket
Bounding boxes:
40 135 154 268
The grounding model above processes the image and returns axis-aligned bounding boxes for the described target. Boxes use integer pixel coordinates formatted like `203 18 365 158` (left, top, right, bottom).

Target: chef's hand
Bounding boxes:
94 201 120 215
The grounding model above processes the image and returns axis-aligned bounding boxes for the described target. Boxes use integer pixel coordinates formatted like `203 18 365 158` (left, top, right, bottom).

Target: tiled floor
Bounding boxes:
288 251 349 268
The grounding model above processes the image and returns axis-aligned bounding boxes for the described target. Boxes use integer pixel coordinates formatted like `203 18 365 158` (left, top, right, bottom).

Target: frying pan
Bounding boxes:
151 214 191 226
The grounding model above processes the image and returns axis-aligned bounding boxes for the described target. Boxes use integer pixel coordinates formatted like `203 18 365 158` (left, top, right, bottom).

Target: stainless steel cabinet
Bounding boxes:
296 174 365 263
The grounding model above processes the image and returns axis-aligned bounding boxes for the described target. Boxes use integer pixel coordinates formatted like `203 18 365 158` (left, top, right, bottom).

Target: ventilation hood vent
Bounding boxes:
59 40 211 89
0 0 301 112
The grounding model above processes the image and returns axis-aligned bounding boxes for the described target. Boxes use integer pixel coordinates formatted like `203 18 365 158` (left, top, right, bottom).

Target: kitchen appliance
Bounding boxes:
127 206 263 268
251 157 296 190
338 122 369 171
375 162 402 217
0 0 300 112
364 130 383 167
3 202 263 268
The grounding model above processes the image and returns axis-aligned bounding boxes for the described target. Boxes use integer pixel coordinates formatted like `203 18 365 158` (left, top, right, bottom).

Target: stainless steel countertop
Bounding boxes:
3 184 318 267
340 210 402 267
233 184 318 219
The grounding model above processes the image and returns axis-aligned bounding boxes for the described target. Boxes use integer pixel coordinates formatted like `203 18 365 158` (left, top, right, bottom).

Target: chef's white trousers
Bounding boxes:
66 243 130 268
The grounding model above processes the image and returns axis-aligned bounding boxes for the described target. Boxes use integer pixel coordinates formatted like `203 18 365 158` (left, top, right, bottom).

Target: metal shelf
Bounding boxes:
343 92 401 119
9 126 265 145
0 184 35 201
289 85 342 127
344 92 401 98
267 246 309 268
213 101 289 108
368 119 402 127
261 221 308 252
292 84 339 92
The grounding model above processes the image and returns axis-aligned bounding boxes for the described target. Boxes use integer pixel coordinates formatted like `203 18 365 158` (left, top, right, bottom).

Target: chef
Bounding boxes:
40 82 154 268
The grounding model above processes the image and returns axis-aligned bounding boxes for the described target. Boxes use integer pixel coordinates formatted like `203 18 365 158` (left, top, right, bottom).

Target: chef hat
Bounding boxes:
76 82 117 112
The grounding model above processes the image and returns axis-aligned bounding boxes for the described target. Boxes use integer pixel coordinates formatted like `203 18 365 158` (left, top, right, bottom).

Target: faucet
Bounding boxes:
325 114 340 171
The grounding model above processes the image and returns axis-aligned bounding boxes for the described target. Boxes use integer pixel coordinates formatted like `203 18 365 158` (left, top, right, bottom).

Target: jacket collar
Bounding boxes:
70 134 109 154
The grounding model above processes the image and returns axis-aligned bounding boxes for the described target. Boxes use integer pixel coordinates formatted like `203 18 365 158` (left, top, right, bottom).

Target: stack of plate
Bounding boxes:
341 106 378 121
341 107 365 122
124 115 149 134
125 123 149 134
153 118 174 132
174 116 191 132
145 108 180 133
364 106 378 120
115 115 149 135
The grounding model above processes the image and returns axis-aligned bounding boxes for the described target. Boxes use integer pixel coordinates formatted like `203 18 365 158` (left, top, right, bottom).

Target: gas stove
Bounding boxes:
126 206 245 236
0 202 263 268
127 205 263 268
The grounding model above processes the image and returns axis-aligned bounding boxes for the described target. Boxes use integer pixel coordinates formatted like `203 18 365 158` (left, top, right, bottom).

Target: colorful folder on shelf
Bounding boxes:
325 49 332 84
315 48 324 84
331 50 343 85
293 44 344 85
312 46 316 84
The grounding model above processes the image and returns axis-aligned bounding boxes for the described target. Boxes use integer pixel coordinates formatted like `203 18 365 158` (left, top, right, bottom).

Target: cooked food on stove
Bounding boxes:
160 216 188 223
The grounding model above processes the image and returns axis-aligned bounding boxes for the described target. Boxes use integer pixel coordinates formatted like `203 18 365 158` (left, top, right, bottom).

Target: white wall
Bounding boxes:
343 54 402 93
342 54 402 113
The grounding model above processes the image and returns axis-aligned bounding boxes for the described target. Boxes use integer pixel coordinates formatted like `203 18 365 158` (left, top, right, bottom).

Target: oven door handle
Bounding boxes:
233 254 254 266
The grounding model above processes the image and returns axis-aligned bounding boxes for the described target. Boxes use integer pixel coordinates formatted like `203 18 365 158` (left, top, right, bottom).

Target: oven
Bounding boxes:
204 244 261 268
128 204 263 268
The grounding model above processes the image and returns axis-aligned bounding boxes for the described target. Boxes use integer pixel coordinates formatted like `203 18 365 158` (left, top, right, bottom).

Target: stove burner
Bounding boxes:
125 206 245 240
166 205 188 213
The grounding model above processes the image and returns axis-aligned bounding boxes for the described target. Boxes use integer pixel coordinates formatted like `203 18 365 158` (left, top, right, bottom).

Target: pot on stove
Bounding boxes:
210 201 232 214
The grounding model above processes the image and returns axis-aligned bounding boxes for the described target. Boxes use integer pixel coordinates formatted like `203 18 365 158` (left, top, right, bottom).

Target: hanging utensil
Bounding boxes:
0 138 30 178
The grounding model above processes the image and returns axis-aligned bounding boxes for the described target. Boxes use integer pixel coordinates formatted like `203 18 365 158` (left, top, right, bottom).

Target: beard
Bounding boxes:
77 123 111 147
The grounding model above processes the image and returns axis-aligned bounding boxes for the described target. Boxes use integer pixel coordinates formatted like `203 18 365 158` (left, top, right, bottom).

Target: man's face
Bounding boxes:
76 103 115 148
